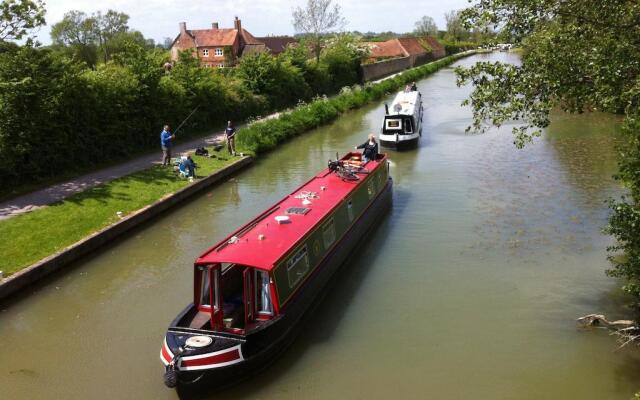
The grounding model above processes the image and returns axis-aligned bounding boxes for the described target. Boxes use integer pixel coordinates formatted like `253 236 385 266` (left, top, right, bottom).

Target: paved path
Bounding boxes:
0 131 227 221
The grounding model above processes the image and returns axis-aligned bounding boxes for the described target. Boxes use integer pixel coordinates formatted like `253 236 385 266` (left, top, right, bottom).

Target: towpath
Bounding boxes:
0 131 227 221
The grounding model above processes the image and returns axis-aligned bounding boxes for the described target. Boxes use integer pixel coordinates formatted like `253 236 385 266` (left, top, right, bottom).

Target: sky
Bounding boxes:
37 0 471 44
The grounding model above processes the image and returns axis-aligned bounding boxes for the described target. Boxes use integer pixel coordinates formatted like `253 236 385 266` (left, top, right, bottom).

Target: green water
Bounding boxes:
1 52 637 399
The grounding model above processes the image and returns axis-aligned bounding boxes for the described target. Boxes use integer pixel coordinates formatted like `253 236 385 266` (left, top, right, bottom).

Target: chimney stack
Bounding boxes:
234 16 241 31
179 22 187 34
212 22 219 29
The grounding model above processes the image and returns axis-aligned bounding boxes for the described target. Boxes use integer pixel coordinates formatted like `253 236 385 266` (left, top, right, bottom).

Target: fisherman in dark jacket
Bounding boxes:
355 134 379 162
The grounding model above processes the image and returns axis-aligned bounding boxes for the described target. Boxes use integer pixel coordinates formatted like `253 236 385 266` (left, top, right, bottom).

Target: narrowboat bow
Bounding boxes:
380 90 423 149
160 152 392 394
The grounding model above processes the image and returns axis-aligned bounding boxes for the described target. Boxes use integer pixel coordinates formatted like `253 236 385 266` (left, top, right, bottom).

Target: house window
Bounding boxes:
286 245 309 288
203 49 209 57
215 48 224 56
217 64 224 68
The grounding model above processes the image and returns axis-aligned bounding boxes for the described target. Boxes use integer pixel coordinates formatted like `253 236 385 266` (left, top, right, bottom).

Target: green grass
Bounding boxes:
0 151 238 275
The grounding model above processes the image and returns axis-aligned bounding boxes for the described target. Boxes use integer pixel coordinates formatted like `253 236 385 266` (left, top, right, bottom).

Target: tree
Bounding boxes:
50 11 98 67
0 0 45 41
414 16 438 37
50 9 130 66
444 10 469 41
94 10 129 62
455 0 640 309
162 37 173 49
292 0 346 63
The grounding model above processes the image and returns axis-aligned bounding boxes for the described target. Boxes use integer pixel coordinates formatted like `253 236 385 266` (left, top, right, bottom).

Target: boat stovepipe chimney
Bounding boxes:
384 103 389 114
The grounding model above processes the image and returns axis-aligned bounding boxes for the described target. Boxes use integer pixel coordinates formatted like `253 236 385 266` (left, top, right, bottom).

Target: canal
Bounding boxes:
2 52 638 399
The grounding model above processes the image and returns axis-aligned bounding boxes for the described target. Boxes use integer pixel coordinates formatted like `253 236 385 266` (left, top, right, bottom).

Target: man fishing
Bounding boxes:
225 121 237 156
160 125 175 166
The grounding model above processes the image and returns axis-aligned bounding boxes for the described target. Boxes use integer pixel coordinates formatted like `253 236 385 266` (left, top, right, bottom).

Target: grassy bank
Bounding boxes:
238 51 476 154
0 152 236 276
0 51 476 278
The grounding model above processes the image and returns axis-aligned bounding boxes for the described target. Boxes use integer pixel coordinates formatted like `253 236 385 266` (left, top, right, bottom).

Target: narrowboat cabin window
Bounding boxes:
199 266 211 307
255 270 273 316
404 118 413 133
368 180 375 199
322 219 336 249
287 246 310 288
347 200 354 222
386 119 401 130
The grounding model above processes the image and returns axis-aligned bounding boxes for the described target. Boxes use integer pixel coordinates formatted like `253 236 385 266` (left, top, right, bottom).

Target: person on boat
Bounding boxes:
410 82 418 91
355 134 379 163
404 84 412 92
160 125 175 167
225 121 237 156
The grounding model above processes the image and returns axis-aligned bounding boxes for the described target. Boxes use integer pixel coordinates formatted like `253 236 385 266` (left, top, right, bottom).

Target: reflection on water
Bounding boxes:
1 52 638 400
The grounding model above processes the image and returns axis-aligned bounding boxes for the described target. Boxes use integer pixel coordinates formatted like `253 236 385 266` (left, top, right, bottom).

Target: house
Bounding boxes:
170 17 266 67
256 36 298 55
365 36 445 66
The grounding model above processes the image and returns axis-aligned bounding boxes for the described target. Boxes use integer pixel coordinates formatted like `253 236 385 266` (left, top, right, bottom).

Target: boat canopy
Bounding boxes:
196 153 386 271
388 91 420 116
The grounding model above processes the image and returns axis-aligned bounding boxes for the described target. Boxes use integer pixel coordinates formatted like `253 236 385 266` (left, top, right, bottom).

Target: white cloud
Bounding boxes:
38 0 470 44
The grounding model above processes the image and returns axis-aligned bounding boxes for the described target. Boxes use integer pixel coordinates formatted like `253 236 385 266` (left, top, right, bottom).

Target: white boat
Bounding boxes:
379 90 423 149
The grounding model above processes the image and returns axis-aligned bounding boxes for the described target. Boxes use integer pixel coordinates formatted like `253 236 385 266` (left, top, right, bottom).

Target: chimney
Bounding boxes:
212 22 219 29
179 22 187 34
234 16 241 31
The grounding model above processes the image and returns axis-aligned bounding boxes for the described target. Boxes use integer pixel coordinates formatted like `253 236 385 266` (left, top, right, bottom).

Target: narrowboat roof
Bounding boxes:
196 153 387 271
388 91 421 115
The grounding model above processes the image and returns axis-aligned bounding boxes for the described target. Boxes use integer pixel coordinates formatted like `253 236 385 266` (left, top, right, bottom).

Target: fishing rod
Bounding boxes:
173 104 201 135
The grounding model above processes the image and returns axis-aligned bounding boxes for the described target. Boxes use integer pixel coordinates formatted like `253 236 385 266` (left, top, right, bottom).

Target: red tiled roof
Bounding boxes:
181 28 264 47
189 28 238 46
240 29 264 45
257 36 298 55
420 36 445 52
397 37 427 56
365 39 408 58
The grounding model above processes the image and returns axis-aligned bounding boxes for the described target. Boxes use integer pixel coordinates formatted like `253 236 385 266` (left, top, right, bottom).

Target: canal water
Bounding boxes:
1 52 637 399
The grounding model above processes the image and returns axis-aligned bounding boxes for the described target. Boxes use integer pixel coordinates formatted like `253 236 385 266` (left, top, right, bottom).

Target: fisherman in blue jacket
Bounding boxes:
160 125 175 166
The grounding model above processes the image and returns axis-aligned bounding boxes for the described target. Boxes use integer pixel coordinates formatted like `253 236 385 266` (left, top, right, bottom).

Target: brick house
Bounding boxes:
366 36 446 65
170 17 266 67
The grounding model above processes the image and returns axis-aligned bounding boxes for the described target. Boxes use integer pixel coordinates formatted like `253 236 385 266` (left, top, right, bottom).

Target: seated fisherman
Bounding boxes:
180 155 197 177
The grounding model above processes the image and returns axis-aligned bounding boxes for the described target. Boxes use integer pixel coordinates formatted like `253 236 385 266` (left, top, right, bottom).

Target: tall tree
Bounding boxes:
444 10 468 41
94 10 129 62
50 11 98 67
51 9 130 65
414 16 438 37
292 0 346 63
0 0 45 41
456 0 640 308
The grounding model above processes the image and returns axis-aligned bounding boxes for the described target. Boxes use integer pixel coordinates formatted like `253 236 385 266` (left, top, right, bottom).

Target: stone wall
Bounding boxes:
361 57 413 82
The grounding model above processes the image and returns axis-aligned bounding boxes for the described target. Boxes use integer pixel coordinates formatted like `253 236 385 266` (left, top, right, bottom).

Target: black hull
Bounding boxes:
380 137 419 150
169 178 393 397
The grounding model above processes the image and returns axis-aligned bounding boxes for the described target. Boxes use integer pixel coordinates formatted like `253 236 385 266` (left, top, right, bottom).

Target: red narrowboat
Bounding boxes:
160 152 392 394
